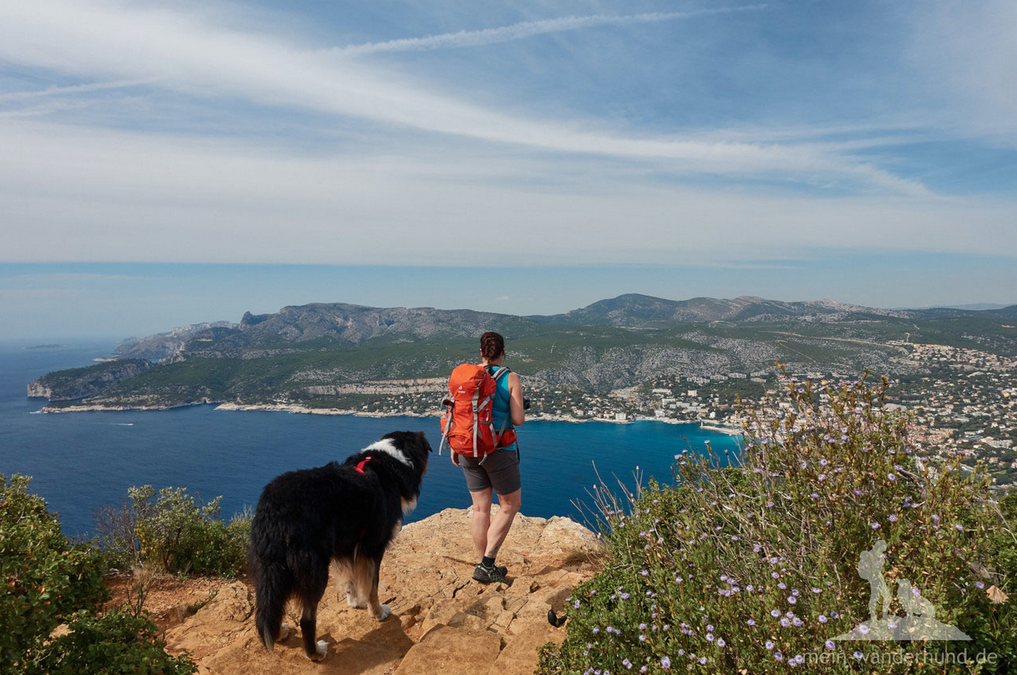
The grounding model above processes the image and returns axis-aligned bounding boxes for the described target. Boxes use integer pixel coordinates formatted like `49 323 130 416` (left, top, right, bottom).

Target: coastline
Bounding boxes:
214 402 436 418
698 422 743 436
39 400 742 435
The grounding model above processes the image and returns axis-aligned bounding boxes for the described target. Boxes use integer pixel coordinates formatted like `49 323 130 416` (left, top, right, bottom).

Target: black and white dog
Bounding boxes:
249 431 431 661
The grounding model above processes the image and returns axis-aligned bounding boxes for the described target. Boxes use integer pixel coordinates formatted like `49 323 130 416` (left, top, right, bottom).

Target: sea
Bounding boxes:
0 341 740 539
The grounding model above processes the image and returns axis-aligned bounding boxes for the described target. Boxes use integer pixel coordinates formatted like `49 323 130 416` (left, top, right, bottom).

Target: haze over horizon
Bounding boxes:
1 1 1015 339
1 262 1015 343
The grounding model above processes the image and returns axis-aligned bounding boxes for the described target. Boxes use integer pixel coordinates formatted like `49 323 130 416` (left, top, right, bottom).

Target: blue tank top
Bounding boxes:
485 365 516 449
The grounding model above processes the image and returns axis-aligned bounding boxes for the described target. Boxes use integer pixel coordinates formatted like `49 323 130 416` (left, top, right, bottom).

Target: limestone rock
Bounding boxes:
394 625 501 675
162 508 604 674
486 623 565 675
27 359 153 401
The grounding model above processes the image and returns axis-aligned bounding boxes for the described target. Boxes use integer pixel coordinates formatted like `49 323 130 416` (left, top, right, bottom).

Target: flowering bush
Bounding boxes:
540 372 1016 673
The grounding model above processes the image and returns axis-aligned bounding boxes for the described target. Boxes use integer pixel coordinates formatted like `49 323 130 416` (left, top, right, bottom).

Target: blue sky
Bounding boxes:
1 1 1016 340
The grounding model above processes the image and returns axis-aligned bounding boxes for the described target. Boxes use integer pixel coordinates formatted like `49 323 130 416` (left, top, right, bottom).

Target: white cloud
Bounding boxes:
908 0 1017 139
0 119 1012 266
0 0 926 193
0 0 1013 274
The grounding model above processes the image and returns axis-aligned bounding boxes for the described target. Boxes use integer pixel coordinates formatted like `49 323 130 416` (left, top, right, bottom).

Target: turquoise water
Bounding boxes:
0 343 740 538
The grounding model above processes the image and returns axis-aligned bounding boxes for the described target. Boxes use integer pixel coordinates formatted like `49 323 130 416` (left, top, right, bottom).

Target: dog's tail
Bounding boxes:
253 561 292 651
250 536 293 653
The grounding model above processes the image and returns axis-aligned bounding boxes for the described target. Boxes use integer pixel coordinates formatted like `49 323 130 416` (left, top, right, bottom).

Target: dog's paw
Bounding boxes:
372 603 392 622
310 640 328 662
346 591 366 609
278 622 291 640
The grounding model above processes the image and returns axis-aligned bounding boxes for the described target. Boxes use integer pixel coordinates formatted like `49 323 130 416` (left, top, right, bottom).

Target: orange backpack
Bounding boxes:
439 364 517 459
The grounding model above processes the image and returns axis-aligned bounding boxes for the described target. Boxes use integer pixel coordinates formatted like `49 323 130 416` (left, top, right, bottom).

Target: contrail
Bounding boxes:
0 78 154 102
328 5 769 57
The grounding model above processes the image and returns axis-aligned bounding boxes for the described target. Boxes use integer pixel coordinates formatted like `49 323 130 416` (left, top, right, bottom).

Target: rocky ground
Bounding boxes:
109 508 605 675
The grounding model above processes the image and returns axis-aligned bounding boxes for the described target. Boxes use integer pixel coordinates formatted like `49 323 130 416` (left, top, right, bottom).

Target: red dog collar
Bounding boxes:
355 457 373 474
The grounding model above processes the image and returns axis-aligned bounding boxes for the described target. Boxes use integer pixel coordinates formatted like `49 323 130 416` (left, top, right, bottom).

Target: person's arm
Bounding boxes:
507 372 525 426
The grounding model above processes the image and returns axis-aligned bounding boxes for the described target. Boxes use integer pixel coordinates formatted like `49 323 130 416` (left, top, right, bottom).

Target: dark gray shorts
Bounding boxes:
459 448 521 495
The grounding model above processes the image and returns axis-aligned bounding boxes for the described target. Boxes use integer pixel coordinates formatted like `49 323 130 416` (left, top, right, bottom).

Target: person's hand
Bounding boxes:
451 452 460 467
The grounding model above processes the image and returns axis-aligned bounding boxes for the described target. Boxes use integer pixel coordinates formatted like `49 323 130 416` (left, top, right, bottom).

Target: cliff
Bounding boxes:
115 321 237 362
144 507 604 674
27 359 153 400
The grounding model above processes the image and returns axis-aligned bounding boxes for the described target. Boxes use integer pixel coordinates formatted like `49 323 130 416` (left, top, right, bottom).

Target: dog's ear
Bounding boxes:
417 431 432 452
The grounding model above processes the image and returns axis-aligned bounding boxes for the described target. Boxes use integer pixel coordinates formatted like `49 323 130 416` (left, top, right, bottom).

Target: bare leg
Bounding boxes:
469 488 494 561
484 489 521 559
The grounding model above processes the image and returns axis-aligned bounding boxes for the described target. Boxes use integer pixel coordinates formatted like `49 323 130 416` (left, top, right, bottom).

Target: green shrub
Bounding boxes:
0 474 196 674
94 498 140 573
539 372 1017 674
0 474 107 670
29 609 196 675
127 486 250 577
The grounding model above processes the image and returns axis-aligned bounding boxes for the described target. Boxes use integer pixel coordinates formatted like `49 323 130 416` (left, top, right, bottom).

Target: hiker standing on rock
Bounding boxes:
440 331 525 584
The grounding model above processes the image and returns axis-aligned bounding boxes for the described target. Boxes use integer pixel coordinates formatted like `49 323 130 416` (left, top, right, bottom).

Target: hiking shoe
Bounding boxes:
473 563 509 584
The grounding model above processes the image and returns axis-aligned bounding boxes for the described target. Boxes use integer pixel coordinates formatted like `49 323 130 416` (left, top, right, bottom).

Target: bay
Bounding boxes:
0 342 740 539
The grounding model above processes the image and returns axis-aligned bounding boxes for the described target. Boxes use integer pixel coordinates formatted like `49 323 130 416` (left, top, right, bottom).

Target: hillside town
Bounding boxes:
327 341 1017 490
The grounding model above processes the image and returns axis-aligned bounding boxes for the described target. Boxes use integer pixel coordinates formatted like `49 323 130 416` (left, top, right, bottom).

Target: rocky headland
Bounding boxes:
27 359 153 401
137 507 604 675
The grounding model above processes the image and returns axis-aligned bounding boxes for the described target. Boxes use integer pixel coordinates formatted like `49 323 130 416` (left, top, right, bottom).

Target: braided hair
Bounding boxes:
480 332 505 361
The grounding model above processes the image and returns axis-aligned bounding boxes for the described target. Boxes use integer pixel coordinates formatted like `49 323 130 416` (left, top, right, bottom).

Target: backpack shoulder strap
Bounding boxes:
488 366 514 440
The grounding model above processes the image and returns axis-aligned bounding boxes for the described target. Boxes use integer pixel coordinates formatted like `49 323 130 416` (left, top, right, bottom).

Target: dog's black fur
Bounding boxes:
248 431 431 661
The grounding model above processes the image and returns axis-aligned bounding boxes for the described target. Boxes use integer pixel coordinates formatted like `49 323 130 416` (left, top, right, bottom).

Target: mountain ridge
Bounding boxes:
30 293 1017 408
114 293 1017 362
